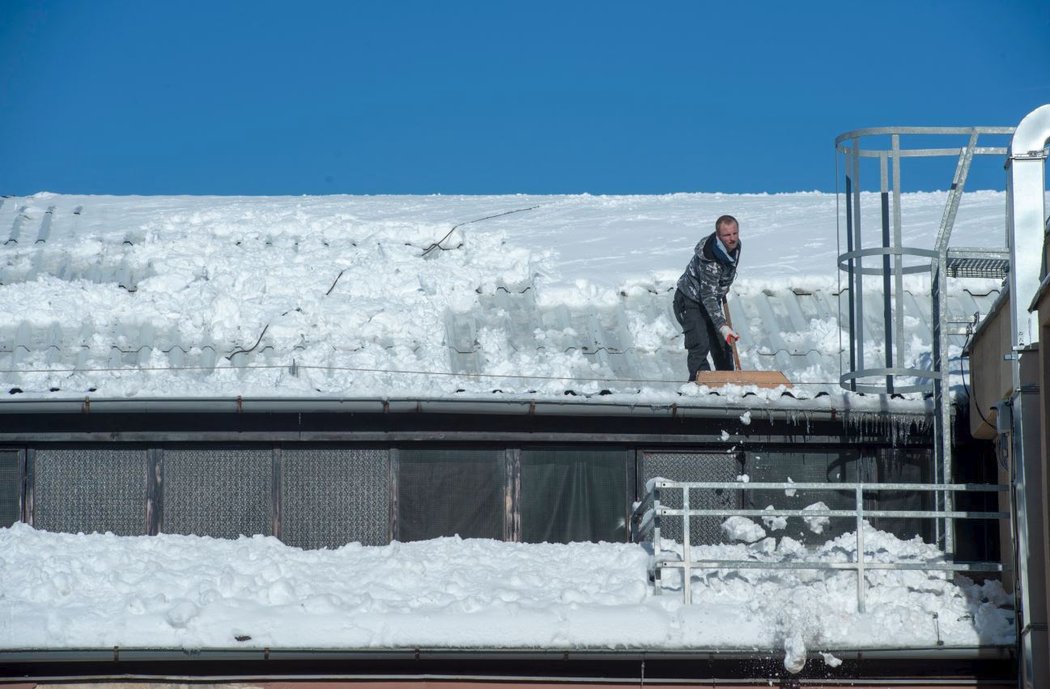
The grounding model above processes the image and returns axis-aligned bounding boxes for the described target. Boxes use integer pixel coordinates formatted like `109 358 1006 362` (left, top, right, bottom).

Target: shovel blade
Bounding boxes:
695 370 792 388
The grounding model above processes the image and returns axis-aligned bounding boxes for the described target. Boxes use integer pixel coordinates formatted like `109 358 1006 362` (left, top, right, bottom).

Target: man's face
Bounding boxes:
717 222 739 251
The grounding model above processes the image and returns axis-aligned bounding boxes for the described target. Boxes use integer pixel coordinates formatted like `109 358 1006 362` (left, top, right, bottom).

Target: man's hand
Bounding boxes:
719 325 740 345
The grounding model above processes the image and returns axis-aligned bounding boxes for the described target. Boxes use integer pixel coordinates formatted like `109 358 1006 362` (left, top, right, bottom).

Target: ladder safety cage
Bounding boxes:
631 478 1009 613
834 126 1014 557
835 126 1014 396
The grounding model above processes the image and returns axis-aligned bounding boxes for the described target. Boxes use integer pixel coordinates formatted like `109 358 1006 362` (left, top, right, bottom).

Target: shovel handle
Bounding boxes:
723 298 742 371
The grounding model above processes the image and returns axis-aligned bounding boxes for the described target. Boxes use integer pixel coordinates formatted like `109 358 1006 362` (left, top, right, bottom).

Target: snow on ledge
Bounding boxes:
0 523 1014 674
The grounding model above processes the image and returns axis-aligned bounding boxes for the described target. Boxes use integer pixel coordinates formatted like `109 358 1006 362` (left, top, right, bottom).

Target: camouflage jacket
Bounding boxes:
675 232 741 329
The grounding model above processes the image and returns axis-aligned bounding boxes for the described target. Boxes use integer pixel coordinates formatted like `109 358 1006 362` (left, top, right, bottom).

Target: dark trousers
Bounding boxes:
673 289 733 380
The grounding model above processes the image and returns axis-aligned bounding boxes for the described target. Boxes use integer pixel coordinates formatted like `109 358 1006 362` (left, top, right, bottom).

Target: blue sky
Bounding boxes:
1 1 1048 196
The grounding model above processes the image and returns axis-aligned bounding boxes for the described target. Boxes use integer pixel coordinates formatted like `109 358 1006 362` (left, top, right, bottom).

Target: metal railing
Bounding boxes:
631 479 1008 612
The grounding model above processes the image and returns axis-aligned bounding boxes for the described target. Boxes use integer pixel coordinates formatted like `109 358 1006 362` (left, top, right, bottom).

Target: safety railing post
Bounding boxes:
856 484 866 613
653 482 662 596
682 486 691 604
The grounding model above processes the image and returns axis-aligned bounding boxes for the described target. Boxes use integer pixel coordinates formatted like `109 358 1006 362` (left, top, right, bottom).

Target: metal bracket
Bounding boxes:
1011 150 1049 161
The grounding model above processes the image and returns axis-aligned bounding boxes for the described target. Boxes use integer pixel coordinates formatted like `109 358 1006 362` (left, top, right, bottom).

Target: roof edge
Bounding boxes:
0 395 931 419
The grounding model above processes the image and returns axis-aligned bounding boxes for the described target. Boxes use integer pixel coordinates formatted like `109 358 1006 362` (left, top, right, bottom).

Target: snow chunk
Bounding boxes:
820 651 843 667
721 516 766 543
802 502 831 534
761 505 788 531
783 629 807 673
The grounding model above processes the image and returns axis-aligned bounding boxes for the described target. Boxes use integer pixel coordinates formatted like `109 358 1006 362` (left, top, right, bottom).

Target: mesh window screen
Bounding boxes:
641 452 742 544
397 448 502 542
281 448 389 548
163 448 272 539
0 450 20 527
33 448 147 536
745 450 873 544
521 448 626 544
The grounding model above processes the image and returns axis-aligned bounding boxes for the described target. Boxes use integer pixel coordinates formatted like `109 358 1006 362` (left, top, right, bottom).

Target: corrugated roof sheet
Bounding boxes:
0 195 1004 412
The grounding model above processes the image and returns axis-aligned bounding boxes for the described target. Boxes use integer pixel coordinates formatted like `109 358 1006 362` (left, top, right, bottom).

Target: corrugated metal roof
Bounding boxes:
0 195 1004 412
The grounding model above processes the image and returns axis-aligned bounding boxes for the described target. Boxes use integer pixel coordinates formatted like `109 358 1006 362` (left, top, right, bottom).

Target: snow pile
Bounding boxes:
659 522 1015 672
0 523 1014 672
1 196 544 399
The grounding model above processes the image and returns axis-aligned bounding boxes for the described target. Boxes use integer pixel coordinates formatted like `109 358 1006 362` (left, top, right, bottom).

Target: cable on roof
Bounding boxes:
320 204 543 296
225 323 270 361
421 204 543 257
325 269 347 296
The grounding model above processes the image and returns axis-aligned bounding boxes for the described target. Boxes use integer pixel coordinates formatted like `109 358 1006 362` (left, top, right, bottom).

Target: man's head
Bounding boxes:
715 215 739 252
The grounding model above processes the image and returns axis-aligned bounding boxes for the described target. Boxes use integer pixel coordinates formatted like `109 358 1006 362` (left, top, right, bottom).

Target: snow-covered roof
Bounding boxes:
0 192 1007 415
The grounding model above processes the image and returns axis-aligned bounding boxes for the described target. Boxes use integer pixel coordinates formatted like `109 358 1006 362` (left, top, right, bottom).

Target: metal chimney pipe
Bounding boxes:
1007 104 1050 349
1005 103 1050 689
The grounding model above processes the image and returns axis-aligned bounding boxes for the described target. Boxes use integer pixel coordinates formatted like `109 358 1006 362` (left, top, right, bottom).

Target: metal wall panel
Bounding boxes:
0 449 20 527
32 448 147 536
280 448 389 548
641 451 742 544
162 448 272 539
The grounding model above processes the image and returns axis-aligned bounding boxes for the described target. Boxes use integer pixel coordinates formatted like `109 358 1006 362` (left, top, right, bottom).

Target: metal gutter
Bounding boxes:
0 645 1016 686
0 645 1013 665
0 395 928 420
0 431 928 446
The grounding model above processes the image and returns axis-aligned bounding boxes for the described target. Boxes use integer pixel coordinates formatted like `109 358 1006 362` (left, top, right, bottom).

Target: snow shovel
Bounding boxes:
695 300 792 388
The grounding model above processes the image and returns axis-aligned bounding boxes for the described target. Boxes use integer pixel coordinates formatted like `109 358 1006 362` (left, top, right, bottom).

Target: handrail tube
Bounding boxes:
633 480 1010 609
835 126 1014 146
842 146 1009 158
656 508 1008 520
659 561 1003 573
649 480 1006 491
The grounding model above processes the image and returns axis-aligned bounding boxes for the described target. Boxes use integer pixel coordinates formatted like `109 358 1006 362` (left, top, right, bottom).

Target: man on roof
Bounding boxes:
672 214 741 381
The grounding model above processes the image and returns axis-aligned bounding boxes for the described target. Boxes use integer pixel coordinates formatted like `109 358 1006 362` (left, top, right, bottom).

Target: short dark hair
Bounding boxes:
715 215 738 231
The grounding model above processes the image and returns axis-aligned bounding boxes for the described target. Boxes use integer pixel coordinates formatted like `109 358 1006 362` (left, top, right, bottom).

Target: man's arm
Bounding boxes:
698 261 728 330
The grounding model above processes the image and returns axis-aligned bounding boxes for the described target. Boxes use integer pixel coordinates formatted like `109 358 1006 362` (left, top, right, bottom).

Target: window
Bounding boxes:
162 448 272 538
0 450 20 527
280 448 389 548
640 451 743 544
520 448 626 543
32 448 148 536
396 448 503 542
745 449 871 543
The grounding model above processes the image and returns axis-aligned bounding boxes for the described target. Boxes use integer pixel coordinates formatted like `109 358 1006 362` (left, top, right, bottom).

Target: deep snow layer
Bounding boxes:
0 523 1014 670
